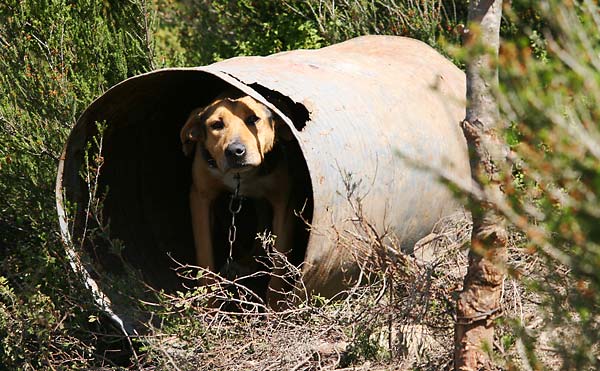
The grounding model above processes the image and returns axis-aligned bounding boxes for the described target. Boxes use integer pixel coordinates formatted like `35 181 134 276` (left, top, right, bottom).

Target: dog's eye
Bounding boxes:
210 120 224 130
245 115 260 126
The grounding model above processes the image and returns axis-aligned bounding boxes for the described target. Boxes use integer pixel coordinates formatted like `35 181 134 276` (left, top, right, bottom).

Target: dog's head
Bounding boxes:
181 93 292 173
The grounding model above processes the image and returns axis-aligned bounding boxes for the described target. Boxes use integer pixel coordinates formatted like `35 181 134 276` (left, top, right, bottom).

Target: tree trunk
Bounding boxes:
454 1 507 370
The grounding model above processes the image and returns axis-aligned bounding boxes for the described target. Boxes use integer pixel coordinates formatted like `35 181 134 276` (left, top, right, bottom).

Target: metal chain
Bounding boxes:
227 173 243 262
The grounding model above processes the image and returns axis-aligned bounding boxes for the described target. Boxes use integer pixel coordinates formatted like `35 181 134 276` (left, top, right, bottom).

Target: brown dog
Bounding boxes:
180 90 296 308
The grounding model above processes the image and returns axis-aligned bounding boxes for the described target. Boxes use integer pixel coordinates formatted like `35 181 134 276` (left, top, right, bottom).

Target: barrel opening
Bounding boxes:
64 70 313 305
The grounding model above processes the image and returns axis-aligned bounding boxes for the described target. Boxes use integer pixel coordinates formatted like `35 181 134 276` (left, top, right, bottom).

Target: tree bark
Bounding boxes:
454 1 507 370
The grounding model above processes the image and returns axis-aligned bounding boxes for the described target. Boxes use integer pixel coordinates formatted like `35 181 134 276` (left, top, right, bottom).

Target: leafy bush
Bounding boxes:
495 1 600 369
292 0 466 46
156 0 466 66
0 0 155 368
158 0 325 65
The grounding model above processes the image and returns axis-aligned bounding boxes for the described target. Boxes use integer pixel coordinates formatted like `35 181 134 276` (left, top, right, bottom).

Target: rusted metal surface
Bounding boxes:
56 35 469 331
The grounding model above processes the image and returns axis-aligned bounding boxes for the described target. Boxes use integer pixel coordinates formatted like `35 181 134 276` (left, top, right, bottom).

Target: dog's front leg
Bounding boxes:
190 186 215 284
267 199 296 310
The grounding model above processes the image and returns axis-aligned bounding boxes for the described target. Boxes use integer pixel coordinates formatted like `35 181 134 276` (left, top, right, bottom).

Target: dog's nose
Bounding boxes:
225 142 246 159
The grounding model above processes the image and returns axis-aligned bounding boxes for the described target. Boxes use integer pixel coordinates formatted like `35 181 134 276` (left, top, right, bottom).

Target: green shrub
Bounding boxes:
294 0 466 47
160 0 324 65
497 1 600 369
0 0 156 368
157 0 466 66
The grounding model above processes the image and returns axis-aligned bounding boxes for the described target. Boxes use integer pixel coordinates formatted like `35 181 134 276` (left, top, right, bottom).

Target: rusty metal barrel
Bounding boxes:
56 35 468 332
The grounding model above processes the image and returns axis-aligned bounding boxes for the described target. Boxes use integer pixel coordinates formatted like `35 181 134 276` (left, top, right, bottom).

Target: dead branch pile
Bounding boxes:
134 169 552 371
138 211 477 371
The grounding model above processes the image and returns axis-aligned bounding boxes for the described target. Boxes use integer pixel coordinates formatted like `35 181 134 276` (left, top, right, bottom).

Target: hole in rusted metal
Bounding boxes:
249 83 310 131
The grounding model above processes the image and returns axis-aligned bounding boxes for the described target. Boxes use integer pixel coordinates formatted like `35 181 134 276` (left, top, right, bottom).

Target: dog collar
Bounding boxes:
258 142 284 176
201 147 217 168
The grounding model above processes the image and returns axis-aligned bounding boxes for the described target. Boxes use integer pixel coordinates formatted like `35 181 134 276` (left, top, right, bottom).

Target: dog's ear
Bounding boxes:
275 118 294 142
180 108 206 157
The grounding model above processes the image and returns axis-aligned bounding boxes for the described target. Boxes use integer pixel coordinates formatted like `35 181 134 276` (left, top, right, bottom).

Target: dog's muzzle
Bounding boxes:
225 142 247 168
